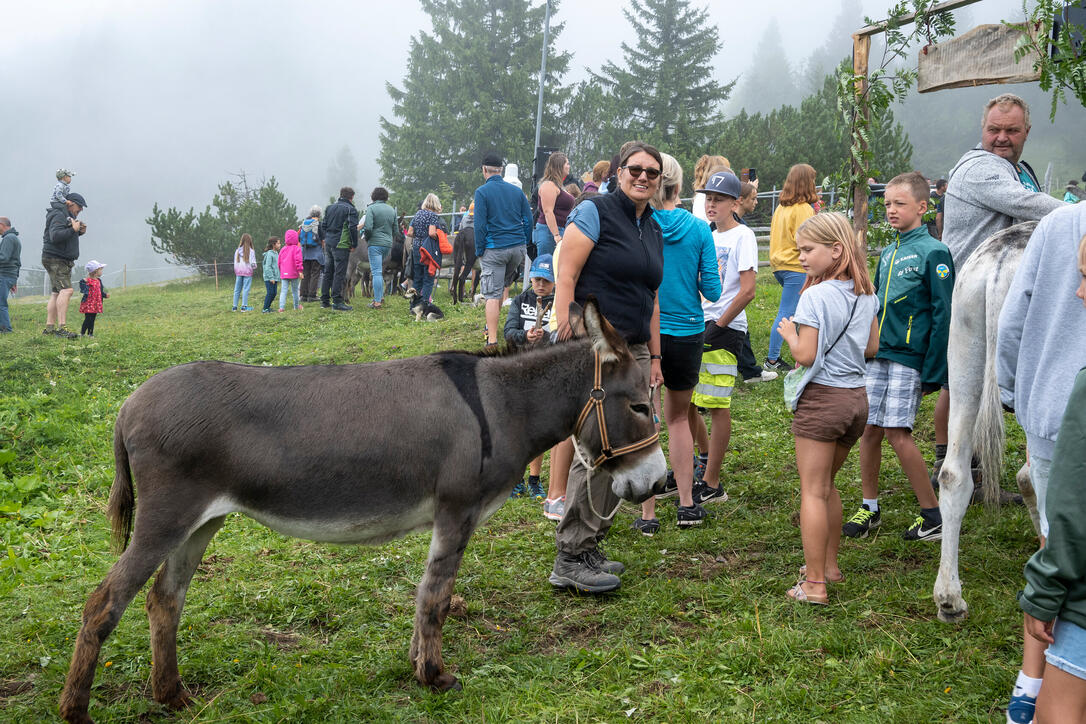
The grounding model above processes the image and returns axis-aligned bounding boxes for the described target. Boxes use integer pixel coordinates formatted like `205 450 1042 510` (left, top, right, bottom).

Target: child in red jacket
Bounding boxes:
278 229 304 311
79 260 108 336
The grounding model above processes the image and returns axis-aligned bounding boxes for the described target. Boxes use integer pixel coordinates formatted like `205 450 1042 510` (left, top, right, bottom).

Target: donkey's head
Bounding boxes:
568 299 668 503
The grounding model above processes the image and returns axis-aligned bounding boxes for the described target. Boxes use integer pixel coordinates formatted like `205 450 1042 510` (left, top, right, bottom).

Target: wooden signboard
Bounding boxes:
917 23 1042 93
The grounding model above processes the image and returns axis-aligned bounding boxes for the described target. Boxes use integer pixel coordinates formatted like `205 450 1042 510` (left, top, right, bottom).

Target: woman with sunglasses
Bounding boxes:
548 141 666 595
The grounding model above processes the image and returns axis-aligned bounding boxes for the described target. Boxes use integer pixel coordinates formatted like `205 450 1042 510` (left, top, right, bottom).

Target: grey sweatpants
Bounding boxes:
555 342 651 555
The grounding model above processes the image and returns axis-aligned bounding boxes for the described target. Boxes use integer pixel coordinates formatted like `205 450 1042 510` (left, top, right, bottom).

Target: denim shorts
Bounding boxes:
1046 618 1086 681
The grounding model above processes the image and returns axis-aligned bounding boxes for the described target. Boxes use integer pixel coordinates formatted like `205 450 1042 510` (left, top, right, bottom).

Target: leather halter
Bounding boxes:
573 349 660 469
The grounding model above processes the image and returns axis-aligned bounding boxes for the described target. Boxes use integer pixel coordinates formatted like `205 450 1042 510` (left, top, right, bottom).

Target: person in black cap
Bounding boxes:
41 191 89 339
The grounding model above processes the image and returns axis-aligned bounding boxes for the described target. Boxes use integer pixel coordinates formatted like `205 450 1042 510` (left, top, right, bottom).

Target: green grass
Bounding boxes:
0 273 1033 722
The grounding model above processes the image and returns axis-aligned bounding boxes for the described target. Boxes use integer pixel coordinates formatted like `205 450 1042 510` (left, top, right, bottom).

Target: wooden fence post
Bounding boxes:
123 264 127 289
852 32 871 244
214 259 219 291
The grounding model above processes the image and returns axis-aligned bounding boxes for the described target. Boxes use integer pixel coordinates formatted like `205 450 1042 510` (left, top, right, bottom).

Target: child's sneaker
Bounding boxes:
543 497 565 521
1005 692 1036 723
654 470 678 499
631 517 660 537
763 356 794 371
692 480 728 505
278 308 285 312
903 515 942 542
676 503 708 527
295 304 303 310
842 504 881 538
527 478 545 500
509 480 527 499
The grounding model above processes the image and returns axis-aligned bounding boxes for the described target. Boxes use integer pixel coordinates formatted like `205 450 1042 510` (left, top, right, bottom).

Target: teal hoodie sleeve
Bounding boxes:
697 223 722 303
1019 369 1086 624
920 245 954 386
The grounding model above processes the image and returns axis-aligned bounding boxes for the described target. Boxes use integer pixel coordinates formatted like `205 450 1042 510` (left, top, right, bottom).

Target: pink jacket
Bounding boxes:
278 230 303 279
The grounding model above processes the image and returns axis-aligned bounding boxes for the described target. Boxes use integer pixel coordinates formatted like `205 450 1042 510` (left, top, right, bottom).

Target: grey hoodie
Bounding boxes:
997 202 1086 459
944 147 1063 266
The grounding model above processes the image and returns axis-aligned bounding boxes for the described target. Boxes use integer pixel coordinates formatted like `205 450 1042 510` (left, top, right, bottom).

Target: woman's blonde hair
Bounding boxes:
779 164 818 206
652 152 684 207
422 193 442 213
543 152 569 187
796 212 874 295
693 154 730 192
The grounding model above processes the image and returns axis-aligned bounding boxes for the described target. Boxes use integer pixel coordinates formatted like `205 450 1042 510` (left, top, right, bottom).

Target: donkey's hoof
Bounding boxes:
156 688 193 710
937 603 969 624
430 673 461 692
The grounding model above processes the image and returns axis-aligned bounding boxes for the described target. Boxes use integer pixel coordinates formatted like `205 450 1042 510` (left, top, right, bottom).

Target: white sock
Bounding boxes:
1013 670 1043 698
863 498 879 513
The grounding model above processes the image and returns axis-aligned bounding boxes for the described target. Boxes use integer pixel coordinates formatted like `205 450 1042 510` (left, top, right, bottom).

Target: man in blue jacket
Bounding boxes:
473 153 532 346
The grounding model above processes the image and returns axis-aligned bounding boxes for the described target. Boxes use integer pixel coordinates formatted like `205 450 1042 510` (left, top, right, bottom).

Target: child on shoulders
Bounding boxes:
52 169 74 205
777 212 879 604
846 171 954 542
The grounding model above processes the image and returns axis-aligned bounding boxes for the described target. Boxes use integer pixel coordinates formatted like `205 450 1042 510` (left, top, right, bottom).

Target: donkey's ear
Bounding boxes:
567 301 587 338
582 296 627 364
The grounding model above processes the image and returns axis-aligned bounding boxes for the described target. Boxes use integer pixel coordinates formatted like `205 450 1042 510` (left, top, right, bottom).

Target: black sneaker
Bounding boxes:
676 503 708 527
631 517 660 537
692 480 728 505
842 505 881 538
903 515 942 542
320 301 331 308
654 470 678 499
549 551 621 593
332 303 353 311
763 356 794 372
585 546 625 574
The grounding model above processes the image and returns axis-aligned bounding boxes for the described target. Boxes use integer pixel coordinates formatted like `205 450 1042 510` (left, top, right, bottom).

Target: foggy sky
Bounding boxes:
0 0 1048 285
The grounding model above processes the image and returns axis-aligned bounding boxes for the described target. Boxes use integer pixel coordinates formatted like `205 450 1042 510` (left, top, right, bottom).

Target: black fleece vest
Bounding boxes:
574 189 664 344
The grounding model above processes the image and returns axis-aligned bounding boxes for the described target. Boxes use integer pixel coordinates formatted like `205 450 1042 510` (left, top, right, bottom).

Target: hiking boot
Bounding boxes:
744 370 779 383
631 517 660 537
842 505 881 538
903 515 942 542
763 357 794 372
332 303 353 311
549 551 621 593
527 478 545 499
43 326 55 335
654 470 678 499
54 325 78 339
676 503 708 527
509 480 527 498
692 480 728 505
1005 692 1037 724
542 496 565 521
585 546 624 575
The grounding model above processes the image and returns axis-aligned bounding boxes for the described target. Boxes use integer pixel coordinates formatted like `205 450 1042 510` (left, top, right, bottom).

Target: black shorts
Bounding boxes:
660 332 703 391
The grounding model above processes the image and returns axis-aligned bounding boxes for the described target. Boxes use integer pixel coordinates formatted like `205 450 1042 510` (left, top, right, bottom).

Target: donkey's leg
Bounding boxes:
1016 462 1039 536
60 525 190 724
146 516 226 709
934 406 977 624
409 506 478 692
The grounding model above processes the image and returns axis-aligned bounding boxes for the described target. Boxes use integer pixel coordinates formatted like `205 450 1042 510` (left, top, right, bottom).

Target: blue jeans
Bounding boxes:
368 245 391 303
767 269 807 361
263 280 278 311
0 276 14 331
233 275 253 309
528 223 561 285
412 245 435 303
279 278 300 309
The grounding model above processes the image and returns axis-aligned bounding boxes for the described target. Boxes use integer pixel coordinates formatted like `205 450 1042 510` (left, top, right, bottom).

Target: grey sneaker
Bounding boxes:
631 517 660 537
542 497 565 521
54 325 79 339
585 546 625 574
549 551 621 593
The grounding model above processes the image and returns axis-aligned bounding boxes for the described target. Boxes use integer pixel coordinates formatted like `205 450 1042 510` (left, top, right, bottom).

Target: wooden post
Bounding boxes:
852 33 871 244
214 259 219 291
123 264 127 289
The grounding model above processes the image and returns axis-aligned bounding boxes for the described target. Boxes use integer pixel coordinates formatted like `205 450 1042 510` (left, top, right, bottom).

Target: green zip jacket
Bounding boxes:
1019 367 1086 629
873 225 955 386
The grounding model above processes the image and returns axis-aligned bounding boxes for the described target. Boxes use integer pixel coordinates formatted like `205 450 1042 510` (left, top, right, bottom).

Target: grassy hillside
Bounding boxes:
0 275 1032 722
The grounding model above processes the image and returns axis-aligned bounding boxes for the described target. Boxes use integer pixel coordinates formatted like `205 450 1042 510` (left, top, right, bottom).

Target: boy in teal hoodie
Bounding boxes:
845 172 955 542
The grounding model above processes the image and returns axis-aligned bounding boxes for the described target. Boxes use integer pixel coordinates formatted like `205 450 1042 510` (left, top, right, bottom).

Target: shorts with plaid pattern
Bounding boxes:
691 348 736 409
865 358 922 429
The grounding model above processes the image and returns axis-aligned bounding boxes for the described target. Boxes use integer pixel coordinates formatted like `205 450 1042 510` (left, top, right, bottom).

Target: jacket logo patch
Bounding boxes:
935 263 950 279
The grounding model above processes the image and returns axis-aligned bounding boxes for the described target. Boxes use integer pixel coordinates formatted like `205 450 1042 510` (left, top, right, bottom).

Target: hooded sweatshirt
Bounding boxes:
655 208 721 337
997 202 1086 460
0 227 21 279
944 147 1063 266
42 201 83 261
278 230 303 280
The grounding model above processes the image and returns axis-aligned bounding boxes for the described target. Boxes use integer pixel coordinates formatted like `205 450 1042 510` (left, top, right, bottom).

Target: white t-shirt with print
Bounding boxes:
701 224 758 331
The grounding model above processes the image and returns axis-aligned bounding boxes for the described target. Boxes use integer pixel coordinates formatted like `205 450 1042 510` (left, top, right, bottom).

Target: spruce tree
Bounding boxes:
729 19 799 115
378 0 569 206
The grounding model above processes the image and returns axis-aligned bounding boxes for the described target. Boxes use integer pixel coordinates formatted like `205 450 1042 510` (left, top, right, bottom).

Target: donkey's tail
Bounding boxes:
107 422 135 553
973 279 1006 507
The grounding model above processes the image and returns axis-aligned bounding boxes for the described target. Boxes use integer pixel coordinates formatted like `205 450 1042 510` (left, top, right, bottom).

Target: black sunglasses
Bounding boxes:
621 164 662 180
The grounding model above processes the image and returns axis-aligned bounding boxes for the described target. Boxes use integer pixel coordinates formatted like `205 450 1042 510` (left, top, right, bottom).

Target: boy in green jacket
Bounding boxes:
844 172 955 542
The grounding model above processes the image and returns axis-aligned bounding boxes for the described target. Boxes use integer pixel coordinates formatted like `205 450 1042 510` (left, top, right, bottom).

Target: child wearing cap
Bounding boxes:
504 254 557 503
78 260 108 337
52 170 75 205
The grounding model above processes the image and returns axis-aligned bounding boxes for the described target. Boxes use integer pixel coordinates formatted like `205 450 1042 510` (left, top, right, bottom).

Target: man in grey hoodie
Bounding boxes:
943 93 1063 268
996 200 1086 724
0 217 20 333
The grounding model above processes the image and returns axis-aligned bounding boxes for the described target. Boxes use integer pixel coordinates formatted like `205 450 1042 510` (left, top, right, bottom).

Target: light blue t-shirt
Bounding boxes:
567 200 642 245
790 279 879 401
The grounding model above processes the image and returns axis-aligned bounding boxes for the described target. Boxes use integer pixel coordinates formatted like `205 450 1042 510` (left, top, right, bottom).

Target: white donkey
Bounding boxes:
933 222 1040 623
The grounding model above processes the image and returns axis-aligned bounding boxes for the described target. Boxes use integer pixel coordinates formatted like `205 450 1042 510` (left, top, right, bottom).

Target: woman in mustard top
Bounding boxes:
766 163 818 369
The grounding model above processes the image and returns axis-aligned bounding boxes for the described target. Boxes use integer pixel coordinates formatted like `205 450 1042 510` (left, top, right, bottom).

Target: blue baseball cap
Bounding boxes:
529 254 554 282
697 171 741 199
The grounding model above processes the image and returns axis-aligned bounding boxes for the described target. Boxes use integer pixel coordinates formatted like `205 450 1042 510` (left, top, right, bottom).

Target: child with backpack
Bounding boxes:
776 212 879 604
78 260 109 337
261 237 281 313
278 229 304 311
299 206 324 302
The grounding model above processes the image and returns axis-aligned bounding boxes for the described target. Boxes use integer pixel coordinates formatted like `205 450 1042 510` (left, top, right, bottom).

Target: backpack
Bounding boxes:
299 220 319 248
